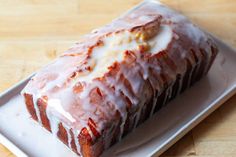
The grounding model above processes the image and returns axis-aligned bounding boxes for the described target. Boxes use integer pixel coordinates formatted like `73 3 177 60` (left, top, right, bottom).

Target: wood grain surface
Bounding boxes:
0 0 235 156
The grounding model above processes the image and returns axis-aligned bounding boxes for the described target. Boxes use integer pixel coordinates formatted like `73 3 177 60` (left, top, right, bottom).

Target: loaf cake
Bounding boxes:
22 1 218 157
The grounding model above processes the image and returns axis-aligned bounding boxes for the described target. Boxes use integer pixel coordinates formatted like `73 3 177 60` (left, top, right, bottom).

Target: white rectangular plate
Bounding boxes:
0 3 236 157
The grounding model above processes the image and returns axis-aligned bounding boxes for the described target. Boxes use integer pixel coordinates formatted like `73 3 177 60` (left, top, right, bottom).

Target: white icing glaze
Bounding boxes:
134 109 141 128
48 99 76 123
177 74 184 95
76 25 172 83
46 106 60 136
168 84 173 99
150 92 158 116
73 130 81 154
204 47 213 75
33 94 42 125
149 25 172 54
89 80 128 140
21 0 217 155
163 88 170 107
64 126 72 149
188 65 195 88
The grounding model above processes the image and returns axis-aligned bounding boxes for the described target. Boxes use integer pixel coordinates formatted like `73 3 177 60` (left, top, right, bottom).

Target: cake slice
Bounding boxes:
22 1 218 157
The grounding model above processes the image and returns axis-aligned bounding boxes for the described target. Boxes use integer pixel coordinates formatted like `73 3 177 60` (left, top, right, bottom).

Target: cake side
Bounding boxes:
22 1 218 157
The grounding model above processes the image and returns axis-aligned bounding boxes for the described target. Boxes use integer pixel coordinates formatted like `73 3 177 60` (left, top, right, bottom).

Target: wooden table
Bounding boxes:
0 0 235 156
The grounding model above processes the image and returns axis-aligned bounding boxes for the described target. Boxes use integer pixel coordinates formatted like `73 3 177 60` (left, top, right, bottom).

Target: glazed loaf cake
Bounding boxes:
22 1 218 157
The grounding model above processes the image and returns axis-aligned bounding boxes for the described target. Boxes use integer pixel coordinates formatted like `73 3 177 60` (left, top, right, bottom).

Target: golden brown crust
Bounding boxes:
24 93 38 121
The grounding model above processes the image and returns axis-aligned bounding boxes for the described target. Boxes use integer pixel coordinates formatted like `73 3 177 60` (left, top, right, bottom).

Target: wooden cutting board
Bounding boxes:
0 0 235 156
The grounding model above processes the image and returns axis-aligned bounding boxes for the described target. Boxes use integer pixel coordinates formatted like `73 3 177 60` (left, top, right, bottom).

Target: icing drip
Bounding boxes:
73 131 81 155
46 108 60 137
187 65 195 88
47 99 76 123
204 45 214 75
177 74 184 95
33 95 42 125
168 84 173 100
64 126 72 149
150 92 158 116
104 123 115 149
163 88 170 107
